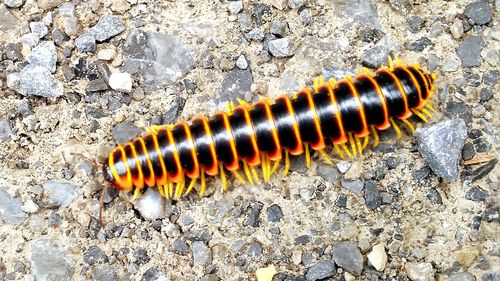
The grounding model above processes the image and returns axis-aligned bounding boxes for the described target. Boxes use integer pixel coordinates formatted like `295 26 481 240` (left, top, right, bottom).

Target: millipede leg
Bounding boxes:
231 169 246 185
328 79 337 89
132 187 141 201
395 57 403 66
411 109 428 123
388 56 395 71
163 185 169 199
305 144 311 169
270 159 281 175
340 143 353 159
261 153 267 182
313 76 325 93
425 103 435 112
390 118 402 139
184 178 197 196
243 161 254 185
370 126 380 147
362 136 369 151
266 155 271 181
250 165 260 184
283 150 290 176
219 163 227 191
158 185 165 197
168 181 174 199
400 118 415 133
420 107 433 118
174 180 185 200
333 144 345 159
199 168 206 197
355 135 363 155
348 133 357 157
319 149 333 165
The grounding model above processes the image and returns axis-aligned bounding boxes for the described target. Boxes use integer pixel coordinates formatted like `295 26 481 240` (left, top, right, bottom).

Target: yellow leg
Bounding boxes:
243 161 254 185
371 126 380 147
270 159 281 175
219 163 227 191
132 187 141 201
199 168 206 197
148 125 164 134
250 165 260 184
390 118 402 139
261 153 267 182
231 169 246 184
340 143 353 159
174 180 185 200
362 136 369 150
334 144 345 159
314 76 325 93
412 109 428 123
400 118 415 133
420 107 432 118
266 155 271 180
184 177 197 196
355 135 363 155
163 185 169 199
363 67 371 74
328 79 337 89
319 149 333 165
395 57 402 66
305 144 311 169
425 103 435 112
388 56 394 70
348 133 357 157
168 181 174 199
158 185 165 197
283 150 290 176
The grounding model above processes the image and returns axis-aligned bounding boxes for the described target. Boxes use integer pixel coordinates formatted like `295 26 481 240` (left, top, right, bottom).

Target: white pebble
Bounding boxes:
22 199 40 213
133 188 166 220
97 49 116 60
109 72 133 93
367 243 388 271
337 161 351 174
236 54 248 69
405 262 434 281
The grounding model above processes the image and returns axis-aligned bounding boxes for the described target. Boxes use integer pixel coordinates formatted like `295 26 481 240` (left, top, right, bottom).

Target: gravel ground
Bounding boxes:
0 0 499 280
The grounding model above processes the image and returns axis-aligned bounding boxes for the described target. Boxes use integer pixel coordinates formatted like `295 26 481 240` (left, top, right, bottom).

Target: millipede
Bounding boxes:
101 57 437 206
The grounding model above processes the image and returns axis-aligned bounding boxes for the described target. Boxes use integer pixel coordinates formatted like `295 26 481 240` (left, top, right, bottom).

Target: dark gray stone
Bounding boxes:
89 15 125 42
340 179 364 194
140 268 164 281
456 36 484 68
217 67 253 104
362 46 388 69
336 193 347 208
426 188 443 205
75 33 97 52
305 260 336 281
415 119 467 181
465 187 487 202
0 118 12 141
52 28 68 46
332 241 363 276
464 159 498 183
133 249 150 266
462 142 475 161
86 78 108 92
184 228 212 242
406 15 423 32
464 1 493 25
245 201 263 227
482 69 499 86
48 212 63 228
92 266 117 281
267 204 283 222
5 43 22 61
295 235 311 245
317 164 340 184
112 122 142 145
364 181 381 209
359 27 384 43
408 37 432 52
445 101 471 124
84 246 109 265
171 239 189 255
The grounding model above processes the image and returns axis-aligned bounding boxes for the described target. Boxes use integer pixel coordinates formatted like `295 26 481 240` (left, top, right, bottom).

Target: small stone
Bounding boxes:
0 119 12 141
236 55 248 70
246 27 265 41
389 0 412 12
89 15 125 42
464 1 493 25
266 204 283 222
111 122 142 145
30 239 73 280
238 12 253 32
336 193 347 208
84 246 109 266
22 199 39 213
415 119 467 181
97 49 116 60
270 21 287 36
228 1 243 15
30 22 48 38
445 101 471 124
22 33 40 47
132 249 150 266
192 242 212 265
0 187 24 224
134 188 166 220
299 9 313 24
27 41 57 73
332 241 363 276
60 65 76 81
256 265 276 281
288 0 306 9
50 29 67 47
6 43 22 61
48 212 63 228
367 243 387 271
295 235 311 245
171 239 189 255
462 142 475 161
456 36 484 68
426 188 443 205
364 181 381 210
108 72 133 93
408 37 432 52
317 164 340 184
341 179 364 194
247 241 262 257
362 46 388 69
42 181 77 208
482 70 499 86
305 260 336 281
4 0 23 8
450 20 464 39
405 262 433 281
92 266 117 281
450 272 475 281
268 38 295 58
442 57 461 72
465 187 487 202
406 15 423 32
245 201 263 227
217 67 253 103
86 79 108 93
111 0 130 14
162 97 186 124
75 33 96 52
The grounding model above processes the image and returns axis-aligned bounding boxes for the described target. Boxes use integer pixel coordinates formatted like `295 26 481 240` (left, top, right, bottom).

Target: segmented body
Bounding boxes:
103 63 437 199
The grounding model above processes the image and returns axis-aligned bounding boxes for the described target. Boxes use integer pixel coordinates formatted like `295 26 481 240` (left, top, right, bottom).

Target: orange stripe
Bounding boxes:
137 136 156 187
197 116 218 176
165 127 183 182
376 69 411 119
342 79 370 137
302 88 326 150
257 100 282 161
357 74 390 130
397 66 424 109
216 111 240 171
151 131 168 185
235 106 260 166
180 121 200 179
127 142 145 189
280 95 303 155
325 83 348 144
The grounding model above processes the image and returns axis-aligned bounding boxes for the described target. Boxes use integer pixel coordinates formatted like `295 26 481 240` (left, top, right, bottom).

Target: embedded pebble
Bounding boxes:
465 187 487 202
362 46 388 68
305 260 336 281
42 181 77 208
92 266 117 281
29 21 48 38
405 262 434 281
0 187 25 224
30 239 73 280
236 55 248 70
109 72 133 93
133 188 166 220
464 1 493 25
4 0 23 8
228 1 243 15
98 49 116 60
337 161 351 174
22 199 40 213
364 181 381 210
341 179 364 194
332 241 364 276
27 41 57 73
88 15 125 42
367 243 387 271
0 119 12 141
192 242 212 265
266 204 283 222
84 245 109 265
456 36 484 68
6 43 22 61
171 239 189 255
415 119 467 181
75 33 97 52
256 265 276 281
268 38 295 58
270 21 287 36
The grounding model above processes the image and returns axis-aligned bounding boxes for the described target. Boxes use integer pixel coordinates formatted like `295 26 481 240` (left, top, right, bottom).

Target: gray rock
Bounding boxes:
245 27 265 41
245 201 263 227
88 15 125 42
299 9 313 24
405 262 433 281
305 260 336 281
364 181 381 209
406 15 423 32
465 187 487 202
30 21 48 38
456 36 484 68
408 37 432 52
52 28 68 46
332 241 364 276
445 101 471 124
464 1 492 25
84 246 109 265
247 241 262 257
341 179 364 194
288 0 306 9
362 46 388 68
58 2 74 17
86 79 108 92
75 33 96 52
0 118 12 141
415 119 467 181
217 67 253 104
228 1 243 15
270 21 287 36
30 239 73 280
4 0 23 8
171 239 189 255
123 29 194 89
140 268 168 281
6 43 22 61
238 12 253 32
112 122 143 145
345 0 381 29
266 204 283 222
192 241 212 265
42 181 77 208
450 272 475 281
0 187 24 225
27 41 57 73
426 188 443 205
162 96 186 124
268 38 295 58
317 164 340 184
92 266 117 281
0 4 20 32
132 249 150 266
22 33 40 47
322 67 355 81
48 212 63 228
